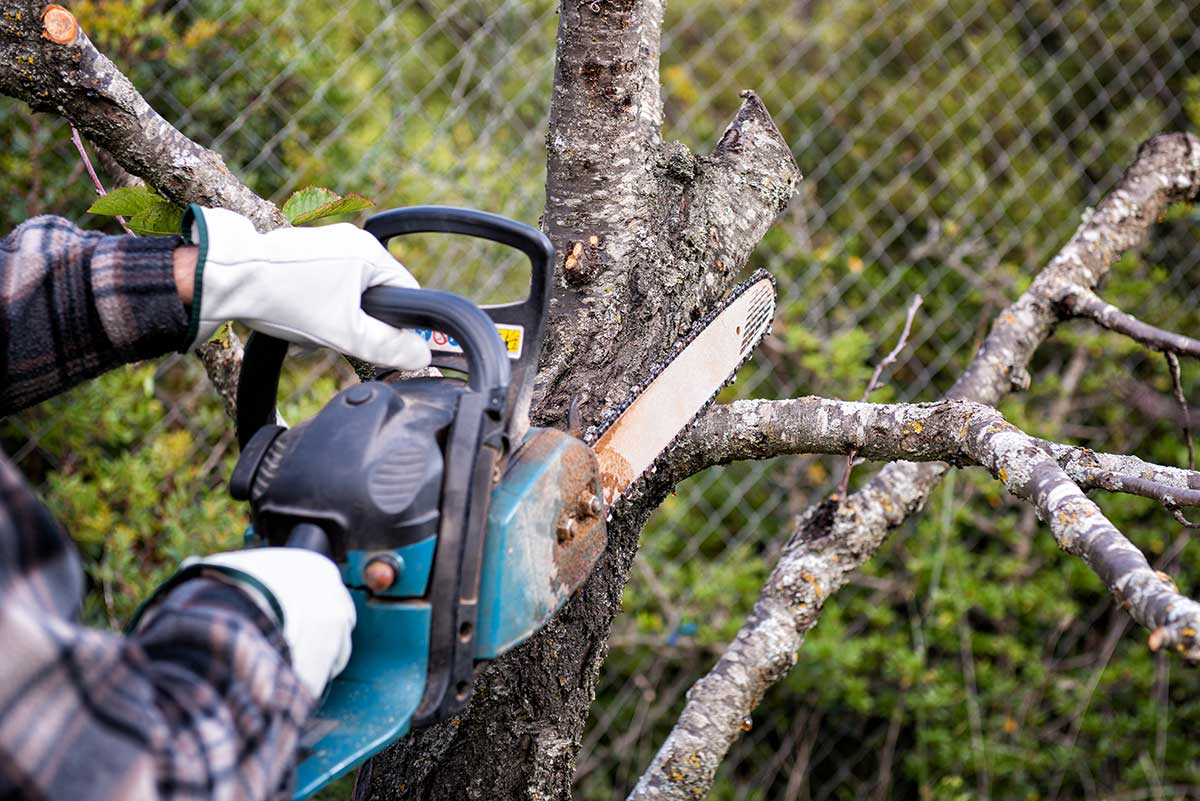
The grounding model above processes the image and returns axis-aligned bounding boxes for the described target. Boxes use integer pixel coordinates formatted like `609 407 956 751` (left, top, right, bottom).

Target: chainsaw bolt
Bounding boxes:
585 493 603 518
557 516 577 543
364 554 401 592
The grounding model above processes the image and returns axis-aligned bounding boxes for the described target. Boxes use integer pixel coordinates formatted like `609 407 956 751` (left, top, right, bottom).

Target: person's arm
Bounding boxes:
0 456 322 801
0 216 191 414
0 209 432 415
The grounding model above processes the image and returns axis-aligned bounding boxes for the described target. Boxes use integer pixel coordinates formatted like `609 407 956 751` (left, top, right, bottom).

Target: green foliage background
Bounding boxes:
2 0 1200 799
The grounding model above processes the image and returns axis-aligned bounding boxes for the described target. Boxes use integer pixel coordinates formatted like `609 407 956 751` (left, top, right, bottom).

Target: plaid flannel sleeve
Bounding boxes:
0 456 316 801
0 215 189 414
0 217 316 798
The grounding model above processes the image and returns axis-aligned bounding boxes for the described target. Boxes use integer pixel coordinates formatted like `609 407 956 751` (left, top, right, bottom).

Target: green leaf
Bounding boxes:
125 200 184 236
87 185 163 217
282 186 375 225
282 186 339 222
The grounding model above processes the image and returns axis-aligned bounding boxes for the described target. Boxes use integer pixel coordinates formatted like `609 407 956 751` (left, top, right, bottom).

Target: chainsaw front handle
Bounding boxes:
363 206 552 312
365 206 553 442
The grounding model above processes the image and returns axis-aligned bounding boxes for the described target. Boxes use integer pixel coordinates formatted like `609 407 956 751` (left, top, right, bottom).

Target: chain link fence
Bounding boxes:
3 0 1200 798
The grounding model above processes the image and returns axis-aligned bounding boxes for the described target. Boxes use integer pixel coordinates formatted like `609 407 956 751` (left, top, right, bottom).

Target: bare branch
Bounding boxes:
636 133 1200 801
1059 284 1200 358
840 293 923 494
1039 440 1200 495
634 396 1200 801
0 1 284 230
1089 472 1200 526
1167 352 1196 469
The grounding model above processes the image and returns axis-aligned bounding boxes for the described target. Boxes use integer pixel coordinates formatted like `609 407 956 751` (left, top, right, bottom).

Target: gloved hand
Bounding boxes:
180 548 356 699
182 205 432 370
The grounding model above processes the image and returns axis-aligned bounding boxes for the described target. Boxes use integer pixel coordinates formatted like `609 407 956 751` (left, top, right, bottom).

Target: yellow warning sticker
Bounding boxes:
417 324 524 360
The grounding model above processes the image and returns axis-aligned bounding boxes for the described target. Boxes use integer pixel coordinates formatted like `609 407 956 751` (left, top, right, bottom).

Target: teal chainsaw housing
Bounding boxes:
292 427 604 798
228 208 607 800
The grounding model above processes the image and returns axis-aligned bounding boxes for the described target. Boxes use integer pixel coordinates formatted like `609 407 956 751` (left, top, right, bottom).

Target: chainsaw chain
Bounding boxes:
585 269 778 505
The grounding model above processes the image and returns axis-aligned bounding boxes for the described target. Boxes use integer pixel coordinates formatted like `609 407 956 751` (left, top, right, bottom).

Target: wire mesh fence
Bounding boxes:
3 0 1200 798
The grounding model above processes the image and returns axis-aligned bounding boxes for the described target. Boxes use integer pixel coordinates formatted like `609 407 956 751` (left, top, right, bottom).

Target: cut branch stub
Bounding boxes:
40 4 77 43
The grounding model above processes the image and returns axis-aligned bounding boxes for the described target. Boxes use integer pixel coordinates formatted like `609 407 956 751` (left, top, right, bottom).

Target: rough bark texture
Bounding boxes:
535 4 798 428
631 132 1200 801
360 2 799 800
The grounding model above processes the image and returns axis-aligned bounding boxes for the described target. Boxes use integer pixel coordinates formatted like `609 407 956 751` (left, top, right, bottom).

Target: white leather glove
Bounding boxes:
182 205 432 370
182 548 356 699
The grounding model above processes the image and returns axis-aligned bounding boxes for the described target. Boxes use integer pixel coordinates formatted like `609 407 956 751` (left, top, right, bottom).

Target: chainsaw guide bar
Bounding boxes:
586 269 777 506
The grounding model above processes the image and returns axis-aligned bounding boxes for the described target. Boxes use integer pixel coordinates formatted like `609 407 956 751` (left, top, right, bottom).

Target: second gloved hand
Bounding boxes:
182 205 432 370
180 547 356 699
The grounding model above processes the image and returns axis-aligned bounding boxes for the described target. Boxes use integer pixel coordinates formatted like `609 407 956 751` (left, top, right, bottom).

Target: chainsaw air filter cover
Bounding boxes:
231 377 460 557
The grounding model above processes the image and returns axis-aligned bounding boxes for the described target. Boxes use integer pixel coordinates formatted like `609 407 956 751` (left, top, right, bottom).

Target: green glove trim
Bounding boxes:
127 562 286 634
179 204 209 352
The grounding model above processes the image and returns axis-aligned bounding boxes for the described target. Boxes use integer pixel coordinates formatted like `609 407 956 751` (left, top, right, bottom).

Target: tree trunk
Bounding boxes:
357 1 800 798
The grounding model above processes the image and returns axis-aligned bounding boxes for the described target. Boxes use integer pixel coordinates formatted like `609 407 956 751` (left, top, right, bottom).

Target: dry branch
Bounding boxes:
678 395 1200 653
632 132 1200 801
1059 284 1200 358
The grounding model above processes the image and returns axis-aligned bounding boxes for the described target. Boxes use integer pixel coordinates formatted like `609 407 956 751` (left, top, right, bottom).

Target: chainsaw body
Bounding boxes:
228 208 606 799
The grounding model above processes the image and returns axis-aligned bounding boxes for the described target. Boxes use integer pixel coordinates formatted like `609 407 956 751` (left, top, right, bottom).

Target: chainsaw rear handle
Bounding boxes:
235 286 511 450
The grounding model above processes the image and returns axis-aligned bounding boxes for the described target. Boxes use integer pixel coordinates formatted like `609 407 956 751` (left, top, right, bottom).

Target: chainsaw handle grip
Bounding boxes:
235 288 510 450
364 206 552 308
361 285 511 401
286 521 333 558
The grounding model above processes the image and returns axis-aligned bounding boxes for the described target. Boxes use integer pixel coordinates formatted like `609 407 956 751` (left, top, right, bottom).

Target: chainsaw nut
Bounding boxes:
557 516 577 543
585 493 603 518
364 554 401 592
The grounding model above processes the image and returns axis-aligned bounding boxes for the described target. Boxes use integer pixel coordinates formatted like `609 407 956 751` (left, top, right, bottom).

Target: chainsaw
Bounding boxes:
227 207 776 799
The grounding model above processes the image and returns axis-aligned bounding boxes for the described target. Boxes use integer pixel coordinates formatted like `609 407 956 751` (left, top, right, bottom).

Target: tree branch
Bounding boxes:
634 132 1200 801
672 395 1200 648
0 1 284 230
1059 284 1200 358
0 2 291 414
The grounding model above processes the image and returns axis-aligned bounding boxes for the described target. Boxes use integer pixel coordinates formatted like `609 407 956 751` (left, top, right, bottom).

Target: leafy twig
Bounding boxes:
838 293 923 495
70 126 133 235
